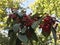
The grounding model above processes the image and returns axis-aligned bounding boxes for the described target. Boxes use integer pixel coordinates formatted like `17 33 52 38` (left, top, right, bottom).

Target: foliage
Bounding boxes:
0 0 60 45
0 0 25 29
30 0 60 18
0 33 9 45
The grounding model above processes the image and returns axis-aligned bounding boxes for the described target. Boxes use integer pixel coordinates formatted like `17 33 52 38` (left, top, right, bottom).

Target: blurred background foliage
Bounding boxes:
0 0 25 29
30 0 60 17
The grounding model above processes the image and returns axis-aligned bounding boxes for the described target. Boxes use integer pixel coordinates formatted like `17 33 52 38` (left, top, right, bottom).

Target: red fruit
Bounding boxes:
25 22 28 25
47 24 51 28
26 30 32 39
25 19 33 26
42 25 51 37
44 18 48 23
23 15 34 26
9 14 12 18
41 15 52 37
22 17 26 21
42 24 51 33
16 16 18 19
44 17 50 23
16 17 21 23
11 14 17 19
23 15 29 22
43 15 53 25
39 24 43 28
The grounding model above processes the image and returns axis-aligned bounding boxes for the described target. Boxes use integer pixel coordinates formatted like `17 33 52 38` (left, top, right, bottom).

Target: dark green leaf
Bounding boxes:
51 27 57 45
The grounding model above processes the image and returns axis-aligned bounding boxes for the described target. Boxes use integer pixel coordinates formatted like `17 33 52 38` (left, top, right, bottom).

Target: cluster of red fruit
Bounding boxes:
9 13 34 26
39 15 55 37
9 14 17 20
22 15 34 27
9 14 21 23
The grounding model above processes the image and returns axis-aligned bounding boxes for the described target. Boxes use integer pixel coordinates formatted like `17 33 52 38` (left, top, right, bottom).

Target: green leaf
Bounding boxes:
13 23 20 33
31 16 43 30
51 27 57 45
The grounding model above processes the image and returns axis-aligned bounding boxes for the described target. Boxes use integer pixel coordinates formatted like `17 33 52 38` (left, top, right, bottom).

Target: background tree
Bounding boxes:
0 0 25 29
29 0 60 18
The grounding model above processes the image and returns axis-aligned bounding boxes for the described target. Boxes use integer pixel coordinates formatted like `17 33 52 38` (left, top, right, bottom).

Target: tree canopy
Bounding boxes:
0 0 25 28
30 0 60 18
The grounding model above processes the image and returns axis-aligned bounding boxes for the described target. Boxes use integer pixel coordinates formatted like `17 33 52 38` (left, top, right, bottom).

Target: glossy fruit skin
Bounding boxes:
39 15 55 37
22 15 34 27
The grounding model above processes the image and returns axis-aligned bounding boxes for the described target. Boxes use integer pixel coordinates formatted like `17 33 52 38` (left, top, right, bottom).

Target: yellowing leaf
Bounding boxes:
0 9 3 13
